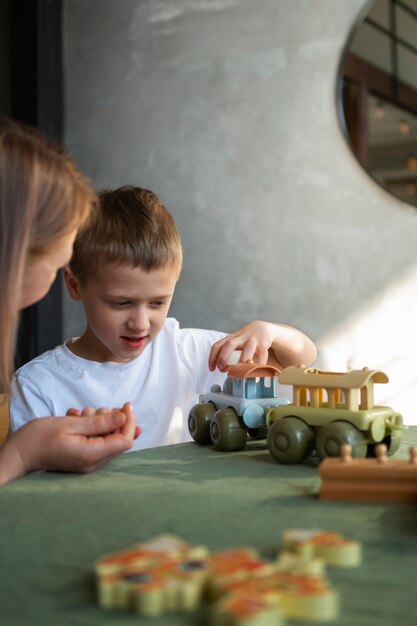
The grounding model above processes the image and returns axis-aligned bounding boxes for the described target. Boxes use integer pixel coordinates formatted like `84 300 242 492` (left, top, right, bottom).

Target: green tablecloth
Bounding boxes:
1 429 417 626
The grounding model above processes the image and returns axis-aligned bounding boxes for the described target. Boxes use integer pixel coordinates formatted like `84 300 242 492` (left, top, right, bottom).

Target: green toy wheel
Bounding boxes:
384 432 402 456
368 432 402 457
188 402 216 444
267 416 315 464
210 408 247 451
316 421 367 459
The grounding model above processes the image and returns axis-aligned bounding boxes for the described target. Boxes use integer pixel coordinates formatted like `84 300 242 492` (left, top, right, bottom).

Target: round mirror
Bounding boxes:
338 0 417 207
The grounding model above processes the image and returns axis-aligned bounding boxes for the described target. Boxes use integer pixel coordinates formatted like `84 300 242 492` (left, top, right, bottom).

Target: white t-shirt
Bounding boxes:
10 318 227 451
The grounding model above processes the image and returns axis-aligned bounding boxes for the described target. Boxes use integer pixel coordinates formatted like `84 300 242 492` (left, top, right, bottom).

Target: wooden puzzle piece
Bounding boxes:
207 545 339 624
211 568 338 624
95 534 208 614
282 529 362 567
211 589 284 626
96 533 207 576
275 550 325 576
206 548 273 594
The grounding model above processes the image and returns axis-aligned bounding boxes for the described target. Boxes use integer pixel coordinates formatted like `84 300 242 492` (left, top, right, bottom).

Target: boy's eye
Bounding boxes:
150 301 165 308
110 301 130 308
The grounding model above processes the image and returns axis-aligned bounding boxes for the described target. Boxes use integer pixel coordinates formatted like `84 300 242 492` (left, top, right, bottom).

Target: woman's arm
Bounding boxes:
0 403 138 485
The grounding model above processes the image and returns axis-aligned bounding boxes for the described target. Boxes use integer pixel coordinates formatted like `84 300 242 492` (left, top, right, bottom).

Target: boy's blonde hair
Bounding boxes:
0 116 96 392
69 186 183 284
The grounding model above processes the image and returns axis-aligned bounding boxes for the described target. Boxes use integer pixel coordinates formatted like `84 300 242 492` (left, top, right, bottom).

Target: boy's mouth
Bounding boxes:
121 336 147 349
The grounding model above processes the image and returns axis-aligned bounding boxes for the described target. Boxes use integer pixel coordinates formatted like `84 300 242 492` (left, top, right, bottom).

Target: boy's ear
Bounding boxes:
63 267 82 301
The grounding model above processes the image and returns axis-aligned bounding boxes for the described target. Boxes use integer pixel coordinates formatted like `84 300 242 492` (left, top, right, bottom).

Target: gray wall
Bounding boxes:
64 0 417 422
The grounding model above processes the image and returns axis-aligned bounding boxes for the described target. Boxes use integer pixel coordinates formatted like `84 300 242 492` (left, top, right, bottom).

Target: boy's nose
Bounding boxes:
127 309 149 333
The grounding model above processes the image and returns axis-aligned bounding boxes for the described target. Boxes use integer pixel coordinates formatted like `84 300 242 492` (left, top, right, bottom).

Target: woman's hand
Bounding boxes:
0 403 140 484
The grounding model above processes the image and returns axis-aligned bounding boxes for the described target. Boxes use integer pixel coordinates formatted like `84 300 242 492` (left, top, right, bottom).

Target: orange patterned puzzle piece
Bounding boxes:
282 529 362 567
96 534 209 615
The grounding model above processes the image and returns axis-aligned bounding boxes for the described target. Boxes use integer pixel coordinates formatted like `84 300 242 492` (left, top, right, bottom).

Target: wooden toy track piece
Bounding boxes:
319 444 417 502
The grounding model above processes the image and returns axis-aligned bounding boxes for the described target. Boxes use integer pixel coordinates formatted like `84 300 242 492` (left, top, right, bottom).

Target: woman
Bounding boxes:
0 117 137 485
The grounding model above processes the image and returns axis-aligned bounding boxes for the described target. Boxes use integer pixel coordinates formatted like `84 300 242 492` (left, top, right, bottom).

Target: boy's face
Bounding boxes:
66 263 179 363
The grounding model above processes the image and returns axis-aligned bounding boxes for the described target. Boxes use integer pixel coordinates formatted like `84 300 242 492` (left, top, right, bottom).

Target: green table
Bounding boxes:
1 429 417 626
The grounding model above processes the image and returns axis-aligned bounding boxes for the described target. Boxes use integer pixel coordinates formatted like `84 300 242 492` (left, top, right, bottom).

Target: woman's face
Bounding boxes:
19 229 78 309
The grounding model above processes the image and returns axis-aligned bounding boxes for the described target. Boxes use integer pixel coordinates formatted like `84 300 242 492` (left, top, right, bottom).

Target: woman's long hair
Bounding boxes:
0 117 96 392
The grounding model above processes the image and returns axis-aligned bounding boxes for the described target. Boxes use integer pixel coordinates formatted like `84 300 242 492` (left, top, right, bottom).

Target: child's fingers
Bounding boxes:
118 402 138 440
81 407 97 417
209 335 243 371
70 411 127 436
66 408 81 416
208 340 223 371
240 338 258 363
72 404 138 440
253 344 269 366
216 345 238 371
121 402 135 420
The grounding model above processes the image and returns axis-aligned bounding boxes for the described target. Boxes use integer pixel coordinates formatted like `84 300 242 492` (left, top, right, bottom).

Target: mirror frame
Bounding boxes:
336 0 417 208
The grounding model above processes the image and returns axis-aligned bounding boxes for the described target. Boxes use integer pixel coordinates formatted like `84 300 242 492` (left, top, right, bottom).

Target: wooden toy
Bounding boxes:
281 529 362 567
319 443 417 502
188 360 290 452
95 530 362 623
95 534 209 615
209 552 339 624
275 550 325 577
266 366 405 463
211 591 284 626
205 548 276 601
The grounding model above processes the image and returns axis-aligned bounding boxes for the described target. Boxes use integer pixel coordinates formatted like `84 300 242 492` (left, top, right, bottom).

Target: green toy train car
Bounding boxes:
266 366 405 464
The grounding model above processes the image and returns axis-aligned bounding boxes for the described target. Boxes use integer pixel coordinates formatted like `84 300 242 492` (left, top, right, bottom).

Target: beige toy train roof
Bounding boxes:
278 366 388 389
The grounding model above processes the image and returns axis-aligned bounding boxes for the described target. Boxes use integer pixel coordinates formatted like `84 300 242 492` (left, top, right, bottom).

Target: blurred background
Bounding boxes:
2 0 417 422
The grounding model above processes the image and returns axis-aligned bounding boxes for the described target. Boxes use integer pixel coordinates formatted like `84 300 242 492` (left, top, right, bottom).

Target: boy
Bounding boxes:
10 186 316 450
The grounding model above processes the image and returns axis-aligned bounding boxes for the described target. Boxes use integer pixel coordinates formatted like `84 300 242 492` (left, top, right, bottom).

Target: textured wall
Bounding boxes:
64 0 417 422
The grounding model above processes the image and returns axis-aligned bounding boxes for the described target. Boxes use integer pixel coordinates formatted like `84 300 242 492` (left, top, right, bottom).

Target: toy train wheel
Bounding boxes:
316 421 367 459
367 432 402 457
210 408 247 451
188 402 216 444
267 416 314 464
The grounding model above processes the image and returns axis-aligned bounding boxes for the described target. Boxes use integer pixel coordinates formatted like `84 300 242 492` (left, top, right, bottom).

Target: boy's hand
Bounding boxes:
209 321 277 372
209 321 317 372
66 403 141 439
66 406 118 417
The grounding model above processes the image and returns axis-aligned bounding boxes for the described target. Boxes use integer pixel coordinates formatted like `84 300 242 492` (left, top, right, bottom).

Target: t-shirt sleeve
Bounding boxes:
9 374 54 433
177 327 228 393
